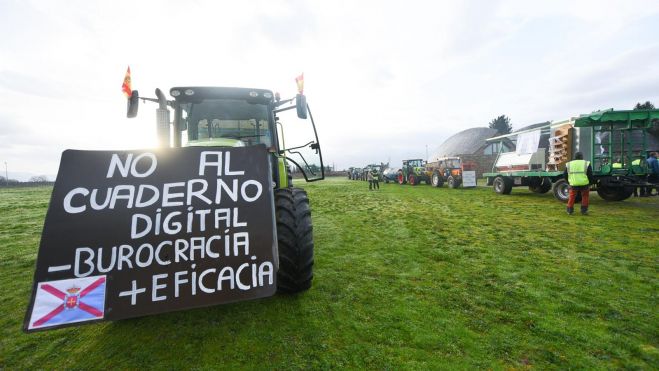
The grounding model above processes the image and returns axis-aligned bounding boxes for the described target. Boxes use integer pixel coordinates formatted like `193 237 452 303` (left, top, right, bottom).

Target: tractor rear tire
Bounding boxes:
397 170 406 185
597 186 634 201
408 174 417 186
431 171 443 187
493 176 512 194
552 179 570 202
275 188 314 294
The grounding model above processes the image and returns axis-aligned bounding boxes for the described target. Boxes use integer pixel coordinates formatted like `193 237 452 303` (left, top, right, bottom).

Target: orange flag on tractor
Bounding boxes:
122 66 132 98
295 73 304 94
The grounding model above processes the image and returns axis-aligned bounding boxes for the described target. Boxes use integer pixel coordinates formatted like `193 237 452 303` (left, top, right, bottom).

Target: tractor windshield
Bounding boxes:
443 159 461 168
180 99 272 147
407 159 424 167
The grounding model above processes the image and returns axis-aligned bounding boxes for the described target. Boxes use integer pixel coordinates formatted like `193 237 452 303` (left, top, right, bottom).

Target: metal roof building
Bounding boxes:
428 127 498 161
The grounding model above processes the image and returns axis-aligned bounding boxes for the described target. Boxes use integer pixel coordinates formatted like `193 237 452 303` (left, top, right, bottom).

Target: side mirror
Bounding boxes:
127 90 139 118
296 94 307 119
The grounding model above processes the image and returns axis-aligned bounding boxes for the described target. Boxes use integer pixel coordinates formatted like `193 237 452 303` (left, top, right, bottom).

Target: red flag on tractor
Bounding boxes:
122 66 132 98
295 73 304 94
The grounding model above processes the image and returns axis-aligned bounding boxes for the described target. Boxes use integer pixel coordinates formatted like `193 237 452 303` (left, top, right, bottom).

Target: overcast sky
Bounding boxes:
2 0 659 179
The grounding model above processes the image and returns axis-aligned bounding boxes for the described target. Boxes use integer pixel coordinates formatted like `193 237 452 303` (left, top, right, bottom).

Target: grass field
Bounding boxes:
1 179 658 369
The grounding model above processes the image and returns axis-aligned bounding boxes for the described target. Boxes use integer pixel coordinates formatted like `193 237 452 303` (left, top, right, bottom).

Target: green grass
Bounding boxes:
1 180 658 369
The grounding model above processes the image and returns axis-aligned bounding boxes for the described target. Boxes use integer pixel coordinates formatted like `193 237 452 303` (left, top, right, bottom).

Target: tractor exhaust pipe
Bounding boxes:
155 88 170 148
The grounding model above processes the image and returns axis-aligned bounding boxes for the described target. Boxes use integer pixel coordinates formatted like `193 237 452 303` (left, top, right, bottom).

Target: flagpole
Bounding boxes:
4 161 7 186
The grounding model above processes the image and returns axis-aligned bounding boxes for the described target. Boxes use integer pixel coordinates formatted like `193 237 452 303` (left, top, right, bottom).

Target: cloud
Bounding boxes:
1 0 659 174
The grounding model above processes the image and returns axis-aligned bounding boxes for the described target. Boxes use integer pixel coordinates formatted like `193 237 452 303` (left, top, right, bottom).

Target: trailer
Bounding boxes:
483 109 659 202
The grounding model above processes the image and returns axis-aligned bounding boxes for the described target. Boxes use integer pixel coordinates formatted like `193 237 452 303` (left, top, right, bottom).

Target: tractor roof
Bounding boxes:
170 87 274 103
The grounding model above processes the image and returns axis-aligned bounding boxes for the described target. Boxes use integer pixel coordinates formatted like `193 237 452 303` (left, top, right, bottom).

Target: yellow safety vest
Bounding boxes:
612 162 622 169
566 160 590 186
632 159 641 166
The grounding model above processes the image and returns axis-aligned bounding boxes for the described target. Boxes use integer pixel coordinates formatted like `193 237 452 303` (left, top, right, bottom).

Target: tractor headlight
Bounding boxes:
184 89 195 96
170 89 181 97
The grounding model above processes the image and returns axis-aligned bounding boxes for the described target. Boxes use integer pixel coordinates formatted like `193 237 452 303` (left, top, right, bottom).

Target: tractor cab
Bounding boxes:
436 157 461 177
127 86 324 187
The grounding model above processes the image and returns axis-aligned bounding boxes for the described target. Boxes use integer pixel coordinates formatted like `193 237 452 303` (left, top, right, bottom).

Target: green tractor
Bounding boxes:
126 85 323 293
397 159 431 185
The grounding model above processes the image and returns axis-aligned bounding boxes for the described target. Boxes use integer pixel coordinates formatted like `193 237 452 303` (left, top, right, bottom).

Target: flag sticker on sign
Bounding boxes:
28 275 106 330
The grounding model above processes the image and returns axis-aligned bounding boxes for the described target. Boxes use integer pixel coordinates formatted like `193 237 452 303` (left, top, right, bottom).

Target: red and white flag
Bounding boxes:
28 275 106 330
122 66 132 98
295 73 304 94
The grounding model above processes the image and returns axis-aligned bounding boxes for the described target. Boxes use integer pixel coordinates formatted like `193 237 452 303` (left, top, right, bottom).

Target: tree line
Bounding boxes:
1 175 52 187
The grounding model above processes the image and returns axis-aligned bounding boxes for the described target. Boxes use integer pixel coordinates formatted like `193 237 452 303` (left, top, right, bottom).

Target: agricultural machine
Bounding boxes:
126 85 324 293
382 166 399 183
347 167 356 180
483 109 659 202
350 167 363 180
426 156 477 188
397 159 431 185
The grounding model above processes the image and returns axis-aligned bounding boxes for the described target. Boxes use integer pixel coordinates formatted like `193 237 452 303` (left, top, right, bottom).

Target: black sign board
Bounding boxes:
24 146 277 332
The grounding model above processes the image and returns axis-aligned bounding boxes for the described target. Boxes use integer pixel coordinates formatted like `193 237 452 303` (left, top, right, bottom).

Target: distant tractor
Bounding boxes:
426 156 477 188
350 167 363 180
347 167 355 180
397 159 431 185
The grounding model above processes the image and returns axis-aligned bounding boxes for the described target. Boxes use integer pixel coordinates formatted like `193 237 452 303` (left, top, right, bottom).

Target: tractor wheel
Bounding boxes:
447 176 457 189
529 177 551 194
408 174 417 186
493 176 512 195
275 188 314 293
552 179 570 202
397 170 406 184
431 171 443 187
596 186 634 201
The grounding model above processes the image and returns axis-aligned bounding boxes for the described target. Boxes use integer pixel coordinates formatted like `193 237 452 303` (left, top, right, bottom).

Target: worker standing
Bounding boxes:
367 169 375 190
631 157 646 197
647 152 659 196
371 169 380 190
563 152 594 215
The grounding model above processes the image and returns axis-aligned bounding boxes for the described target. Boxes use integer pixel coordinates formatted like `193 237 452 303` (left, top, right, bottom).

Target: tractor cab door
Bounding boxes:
276 102 324 181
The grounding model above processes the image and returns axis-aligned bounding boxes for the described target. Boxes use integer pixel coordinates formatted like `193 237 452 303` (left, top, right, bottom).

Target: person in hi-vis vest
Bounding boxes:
563 152 594 215
631 157 647 197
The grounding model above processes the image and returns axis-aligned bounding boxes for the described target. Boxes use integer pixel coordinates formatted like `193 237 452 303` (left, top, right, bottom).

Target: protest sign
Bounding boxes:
24 146 276 332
